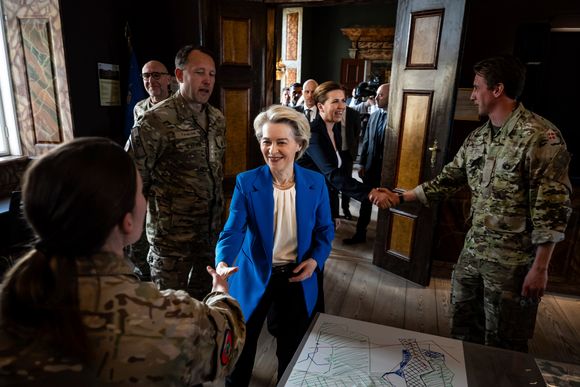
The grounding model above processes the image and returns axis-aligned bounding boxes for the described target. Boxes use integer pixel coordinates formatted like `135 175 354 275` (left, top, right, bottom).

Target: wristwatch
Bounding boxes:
397 193 405 204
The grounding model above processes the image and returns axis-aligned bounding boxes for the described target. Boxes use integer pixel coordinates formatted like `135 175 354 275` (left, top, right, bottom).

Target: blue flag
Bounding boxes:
123 25 146 142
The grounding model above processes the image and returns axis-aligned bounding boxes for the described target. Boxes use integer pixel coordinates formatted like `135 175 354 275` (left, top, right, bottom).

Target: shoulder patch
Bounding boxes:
545 129 562 146
220 329 233 366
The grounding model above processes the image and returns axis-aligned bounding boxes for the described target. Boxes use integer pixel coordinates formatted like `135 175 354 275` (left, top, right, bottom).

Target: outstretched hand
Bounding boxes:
207 265 230 294
216 261 239 279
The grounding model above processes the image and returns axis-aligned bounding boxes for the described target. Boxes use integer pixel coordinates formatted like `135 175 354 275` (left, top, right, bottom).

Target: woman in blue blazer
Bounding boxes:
215 105 334 386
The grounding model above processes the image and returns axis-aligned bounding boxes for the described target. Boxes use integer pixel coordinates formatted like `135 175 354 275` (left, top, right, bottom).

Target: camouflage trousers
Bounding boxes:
450 253 539 352
147 243 214 301
125 220 151 281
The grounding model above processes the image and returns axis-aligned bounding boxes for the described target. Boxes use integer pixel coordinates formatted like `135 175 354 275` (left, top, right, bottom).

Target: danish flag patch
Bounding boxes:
221 329 233 365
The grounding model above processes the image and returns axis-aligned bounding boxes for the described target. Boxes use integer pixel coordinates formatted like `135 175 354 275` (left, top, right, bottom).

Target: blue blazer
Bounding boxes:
215 164 334 321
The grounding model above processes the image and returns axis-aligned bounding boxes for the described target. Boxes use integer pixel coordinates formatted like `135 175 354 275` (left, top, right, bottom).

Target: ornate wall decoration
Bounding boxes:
340 27 395 61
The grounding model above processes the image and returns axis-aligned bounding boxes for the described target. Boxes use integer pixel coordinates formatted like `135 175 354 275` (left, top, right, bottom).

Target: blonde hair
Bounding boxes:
253 105 311 159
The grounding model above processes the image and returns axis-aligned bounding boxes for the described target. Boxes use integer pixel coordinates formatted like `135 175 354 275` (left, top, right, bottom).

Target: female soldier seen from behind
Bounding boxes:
0 137 245 386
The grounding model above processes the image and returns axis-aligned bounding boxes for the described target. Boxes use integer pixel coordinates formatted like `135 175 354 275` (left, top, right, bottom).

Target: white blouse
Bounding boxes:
272 185 298 266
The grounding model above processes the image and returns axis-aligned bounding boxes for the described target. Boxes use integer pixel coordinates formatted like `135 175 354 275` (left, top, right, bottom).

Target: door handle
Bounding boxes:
428 139 439 169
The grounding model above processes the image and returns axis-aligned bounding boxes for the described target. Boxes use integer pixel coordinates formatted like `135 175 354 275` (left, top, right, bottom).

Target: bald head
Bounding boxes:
376 83 390 109
302 79 318 108
141 60 171 103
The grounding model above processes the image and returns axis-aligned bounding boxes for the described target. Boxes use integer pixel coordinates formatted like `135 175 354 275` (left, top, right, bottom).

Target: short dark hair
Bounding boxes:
175 45 216 69
290 82 302 89
313 81 344 105
473 55 526 101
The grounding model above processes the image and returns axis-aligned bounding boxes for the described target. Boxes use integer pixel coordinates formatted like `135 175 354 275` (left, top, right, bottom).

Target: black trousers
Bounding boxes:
354 167 381 236
226 267 313 386
339 150 354 214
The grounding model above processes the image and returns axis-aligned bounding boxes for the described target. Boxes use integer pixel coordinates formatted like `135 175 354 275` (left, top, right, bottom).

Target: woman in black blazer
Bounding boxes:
297 81 396 218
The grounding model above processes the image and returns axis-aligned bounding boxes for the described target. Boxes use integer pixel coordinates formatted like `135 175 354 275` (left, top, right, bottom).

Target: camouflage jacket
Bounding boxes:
126 92 226 249
414 104 572 265
133 97 155 125
0 253 245 386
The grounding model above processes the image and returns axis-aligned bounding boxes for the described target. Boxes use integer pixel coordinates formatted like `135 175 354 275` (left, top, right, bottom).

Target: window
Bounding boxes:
0 5 21 157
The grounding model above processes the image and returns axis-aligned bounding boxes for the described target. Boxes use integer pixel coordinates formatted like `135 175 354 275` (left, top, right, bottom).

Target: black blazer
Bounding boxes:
298 115 372 203
359 109 386 173
343 107 362 160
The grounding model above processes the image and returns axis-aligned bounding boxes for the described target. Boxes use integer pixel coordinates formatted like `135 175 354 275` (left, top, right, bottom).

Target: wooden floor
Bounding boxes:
248 203 580 387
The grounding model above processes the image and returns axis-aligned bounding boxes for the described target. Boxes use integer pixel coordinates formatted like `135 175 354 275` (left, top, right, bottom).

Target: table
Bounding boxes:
278 313 547 386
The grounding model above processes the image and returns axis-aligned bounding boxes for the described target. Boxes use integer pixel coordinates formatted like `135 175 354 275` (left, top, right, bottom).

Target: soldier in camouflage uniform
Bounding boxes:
0 138 245 385
126 46 226 300
133 60 172 124
398 55 572 351
126 60 173 281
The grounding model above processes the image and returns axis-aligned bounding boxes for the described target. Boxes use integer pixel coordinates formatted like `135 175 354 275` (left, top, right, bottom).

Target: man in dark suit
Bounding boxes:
344 83 390 244
339 106 362 219
294 79 318 122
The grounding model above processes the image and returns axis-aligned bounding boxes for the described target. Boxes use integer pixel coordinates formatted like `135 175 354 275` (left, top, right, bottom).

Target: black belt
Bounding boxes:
271 263 296 276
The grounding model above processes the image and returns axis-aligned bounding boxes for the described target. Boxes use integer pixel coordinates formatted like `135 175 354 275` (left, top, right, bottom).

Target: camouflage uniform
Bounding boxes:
126 96 159 281
0 253 245 386
126 91 226 299
413 104 572 351
133 96 156 124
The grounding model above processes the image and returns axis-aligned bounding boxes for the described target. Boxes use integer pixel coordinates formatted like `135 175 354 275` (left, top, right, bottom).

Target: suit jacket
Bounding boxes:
294 104 318 122
298 115 373 203
215 164 334 321
360 109 387 173
343 107 362 160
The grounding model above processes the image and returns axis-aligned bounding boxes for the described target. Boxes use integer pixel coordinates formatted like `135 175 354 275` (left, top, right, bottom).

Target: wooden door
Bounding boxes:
205 0 272 193
340 58 366 96
373 0 467 285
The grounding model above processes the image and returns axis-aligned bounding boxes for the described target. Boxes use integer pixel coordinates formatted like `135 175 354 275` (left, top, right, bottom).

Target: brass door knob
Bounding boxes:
428 139 439 169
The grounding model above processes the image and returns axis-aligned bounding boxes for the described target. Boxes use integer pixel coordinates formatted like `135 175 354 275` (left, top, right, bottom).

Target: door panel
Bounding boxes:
340 58 366 95
207 0 269 193
2 0 73 156
374 0 466 286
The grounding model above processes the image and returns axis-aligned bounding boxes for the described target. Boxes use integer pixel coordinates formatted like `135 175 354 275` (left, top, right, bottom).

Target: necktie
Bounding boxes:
376 112 386 157
305 109 311 122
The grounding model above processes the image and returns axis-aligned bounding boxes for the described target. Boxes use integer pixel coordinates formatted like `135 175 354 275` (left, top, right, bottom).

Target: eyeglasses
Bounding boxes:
141 72 169 80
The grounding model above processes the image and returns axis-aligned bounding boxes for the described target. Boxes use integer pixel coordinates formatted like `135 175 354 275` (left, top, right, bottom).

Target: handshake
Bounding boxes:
368 187 402 209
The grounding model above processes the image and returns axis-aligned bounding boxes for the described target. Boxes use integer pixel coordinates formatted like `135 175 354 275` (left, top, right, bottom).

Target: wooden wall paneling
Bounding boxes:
340 58 365 95
2 0 73 156
406 9 444 69
265 8 275 107
221 17 251 65
222 88 250 178
394 90 433 189
382 90 433 263
387 212 416 259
